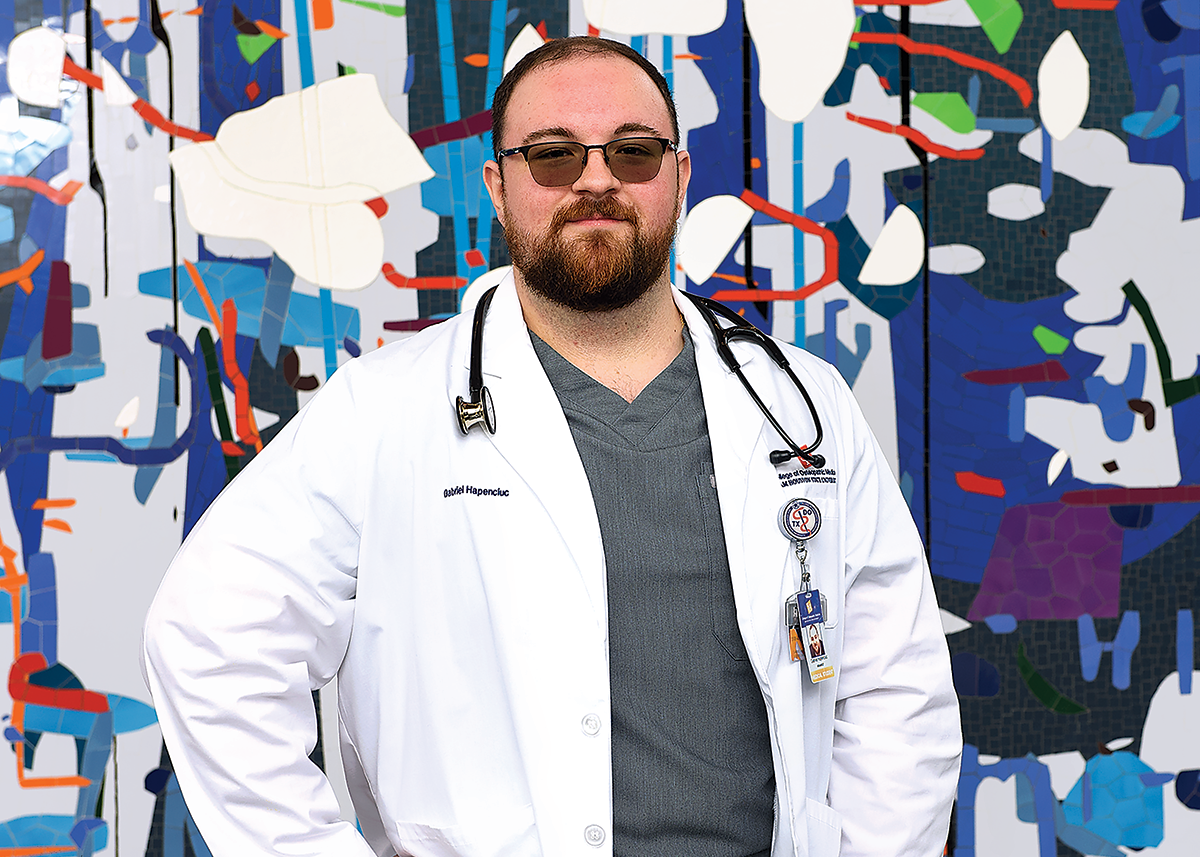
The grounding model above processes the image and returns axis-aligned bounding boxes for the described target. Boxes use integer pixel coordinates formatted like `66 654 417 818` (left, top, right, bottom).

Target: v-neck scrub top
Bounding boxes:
531 330 775 857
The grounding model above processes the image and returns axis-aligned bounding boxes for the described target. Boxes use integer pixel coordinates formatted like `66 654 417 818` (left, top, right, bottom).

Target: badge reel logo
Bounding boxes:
778 498 821 542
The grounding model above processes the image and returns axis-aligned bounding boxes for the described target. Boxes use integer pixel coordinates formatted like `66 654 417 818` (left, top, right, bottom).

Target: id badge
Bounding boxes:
788 589 835 683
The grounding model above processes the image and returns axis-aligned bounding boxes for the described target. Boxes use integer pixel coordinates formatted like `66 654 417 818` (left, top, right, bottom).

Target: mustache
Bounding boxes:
550 198 639 230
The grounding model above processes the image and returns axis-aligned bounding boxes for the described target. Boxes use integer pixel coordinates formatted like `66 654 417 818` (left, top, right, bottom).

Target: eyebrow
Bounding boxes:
519 122 666 146
521 126 575 145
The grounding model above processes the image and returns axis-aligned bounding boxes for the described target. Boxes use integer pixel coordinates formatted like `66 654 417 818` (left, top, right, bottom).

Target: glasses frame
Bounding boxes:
497 136 677 187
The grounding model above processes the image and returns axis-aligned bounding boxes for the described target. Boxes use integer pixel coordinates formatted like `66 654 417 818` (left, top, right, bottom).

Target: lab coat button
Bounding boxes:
584 824 606 846
581 713 602 736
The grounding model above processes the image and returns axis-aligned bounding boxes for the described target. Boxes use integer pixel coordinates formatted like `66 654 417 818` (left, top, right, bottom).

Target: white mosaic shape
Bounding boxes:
929 243 986 275
883 0 981 28
583 0 726 36
746 0 856 123
1026 393 1180 488
1038 30 1090 142
676 194 754 284
114 396 139 429
1037 750 1086 800
974 777 1040 857
6 26 66 108
503 24 545 77
170 74 433 291
940 608 971 635
1139 672 1200 856
987 183 1045 221
99 55 137 108
1046 448 1070 485
857 204 924 286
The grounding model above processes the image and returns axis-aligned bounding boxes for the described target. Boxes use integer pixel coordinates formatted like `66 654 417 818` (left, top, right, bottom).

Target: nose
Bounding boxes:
571 146 620 195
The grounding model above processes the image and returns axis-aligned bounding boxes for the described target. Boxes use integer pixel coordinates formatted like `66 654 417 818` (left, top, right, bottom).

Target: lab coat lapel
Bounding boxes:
678 292 790 675
467 277 608 632
681 291 814 833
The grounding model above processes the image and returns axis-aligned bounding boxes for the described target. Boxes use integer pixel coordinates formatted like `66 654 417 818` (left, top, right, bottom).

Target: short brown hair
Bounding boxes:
489 36 680 161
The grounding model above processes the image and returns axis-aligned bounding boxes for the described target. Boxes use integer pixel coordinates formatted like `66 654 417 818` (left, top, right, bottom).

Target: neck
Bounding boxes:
515 275 685 403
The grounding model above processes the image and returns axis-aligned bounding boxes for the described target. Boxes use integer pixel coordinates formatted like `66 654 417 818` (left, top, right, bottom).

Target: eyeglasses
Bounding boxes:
498 137 676 187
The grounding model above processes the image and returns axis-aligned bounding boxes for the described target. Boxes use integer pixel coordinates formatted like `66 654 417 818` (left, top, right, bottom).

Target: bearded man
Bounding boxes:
143 36 960 857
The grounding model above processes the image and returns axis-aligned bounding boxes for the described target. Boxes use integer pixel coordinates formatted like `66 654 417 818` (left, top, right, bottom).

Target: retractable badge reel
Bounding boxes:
778 498 835 683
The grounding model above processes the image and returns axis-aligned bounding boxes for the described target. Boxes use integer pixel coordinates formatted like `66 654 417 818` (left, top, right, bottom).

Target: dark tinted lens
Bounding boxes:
605 138 667 183
525 142 587 186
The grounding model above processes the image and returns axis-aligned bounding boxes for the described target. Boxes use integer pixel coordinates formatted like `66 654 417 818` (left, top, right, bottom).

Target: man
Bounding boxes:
809 625 826 659
143 37 960 857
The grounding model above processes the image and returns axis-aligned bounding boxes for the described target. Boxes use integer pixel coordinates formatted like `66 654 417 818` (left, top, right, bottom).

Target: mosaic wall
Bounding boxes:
0 0 1196 855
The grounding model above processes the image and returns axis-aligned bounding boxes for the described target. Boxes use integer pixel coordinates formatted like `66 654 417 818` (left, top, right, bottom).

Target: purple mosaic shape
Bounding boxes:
968 503 1124 621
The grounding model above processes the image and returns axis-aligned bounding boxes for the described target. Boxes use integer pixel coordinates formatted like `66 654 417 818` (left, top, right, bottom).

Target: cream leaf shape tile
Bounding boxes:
1046 448 1069 485
746 0 856 123
583 0 726 36
114 396 139 429
169 74 433 291
987 183 1045 221
171 145 386 290
212 74 433 193
929 243 986 275
1038 30 1090 142
6 27 66 108
503 24 546 77
676 194 754 284
858 204 924 286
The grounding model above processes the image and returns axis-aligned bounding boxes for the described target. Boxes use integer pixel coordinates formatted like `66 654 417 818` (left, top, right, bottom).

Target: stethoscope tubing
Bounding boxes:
457 285 826 469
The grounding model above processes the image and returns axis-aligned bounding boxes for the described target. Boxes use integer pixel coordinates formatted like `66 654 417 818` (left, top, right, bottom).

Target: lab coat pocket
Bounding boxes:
805 797 843 857
392 803 538 857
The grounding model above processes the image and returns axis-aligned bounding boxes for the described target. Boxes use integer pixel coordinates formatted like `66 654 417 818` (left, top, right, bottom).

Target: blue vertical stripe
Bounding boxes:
434 0 469 293
436 0 462 122
291 0 335 376
1040 126 1053 202
1180 609 1194 694
484 1 509 107
792 122 806 347
292 0 316 88
473 0 509 275
320 287 337 378
664 36 675 288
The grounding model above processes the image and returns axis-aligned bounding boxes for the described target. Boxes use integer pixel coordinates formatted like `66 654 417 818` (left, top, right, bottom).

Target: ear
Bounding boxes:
483 160 506 226
674 148 691 217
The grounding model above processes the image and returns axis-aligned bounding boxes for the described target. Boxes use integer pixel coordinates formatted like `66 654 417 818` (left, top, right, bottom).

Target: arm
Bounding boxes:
142 362 381 856
827 379 962 857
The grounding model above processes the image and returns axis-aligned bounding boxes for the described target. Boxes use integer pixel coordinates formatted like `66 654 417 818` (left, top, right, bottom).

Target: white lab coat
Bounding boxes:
142 275 961 857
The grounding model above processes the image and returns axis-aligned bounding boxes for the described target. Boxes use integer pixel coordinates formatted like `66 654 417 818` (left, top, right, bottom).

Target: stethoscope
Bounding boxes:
456 285 827 469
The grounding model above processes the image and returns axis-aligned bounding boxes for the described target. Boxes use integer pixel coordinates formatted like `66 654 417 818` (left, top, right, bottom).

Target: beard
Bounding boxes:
502 195 677 313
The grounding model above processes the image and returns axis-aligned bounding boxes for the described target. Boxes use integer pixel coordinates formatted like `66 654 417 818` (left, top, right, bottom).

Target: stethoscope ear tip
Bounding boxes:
770 449 826 469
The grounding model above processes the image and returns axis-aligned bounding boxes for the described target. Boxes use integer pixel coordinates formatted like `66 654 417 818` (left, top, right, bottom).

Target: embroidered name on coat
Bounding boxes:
443 484 510 498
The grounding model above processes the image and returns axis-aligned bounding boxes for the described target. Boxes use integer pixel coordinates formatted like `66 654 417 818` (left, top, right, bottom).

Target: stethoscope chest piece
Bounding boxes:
456 386 496 435
456 284 500 436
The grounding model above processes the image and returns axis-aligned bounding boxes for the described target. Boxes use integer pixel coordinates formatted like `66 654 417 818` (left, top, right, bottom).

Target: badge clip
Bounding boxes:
779 499 834 682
